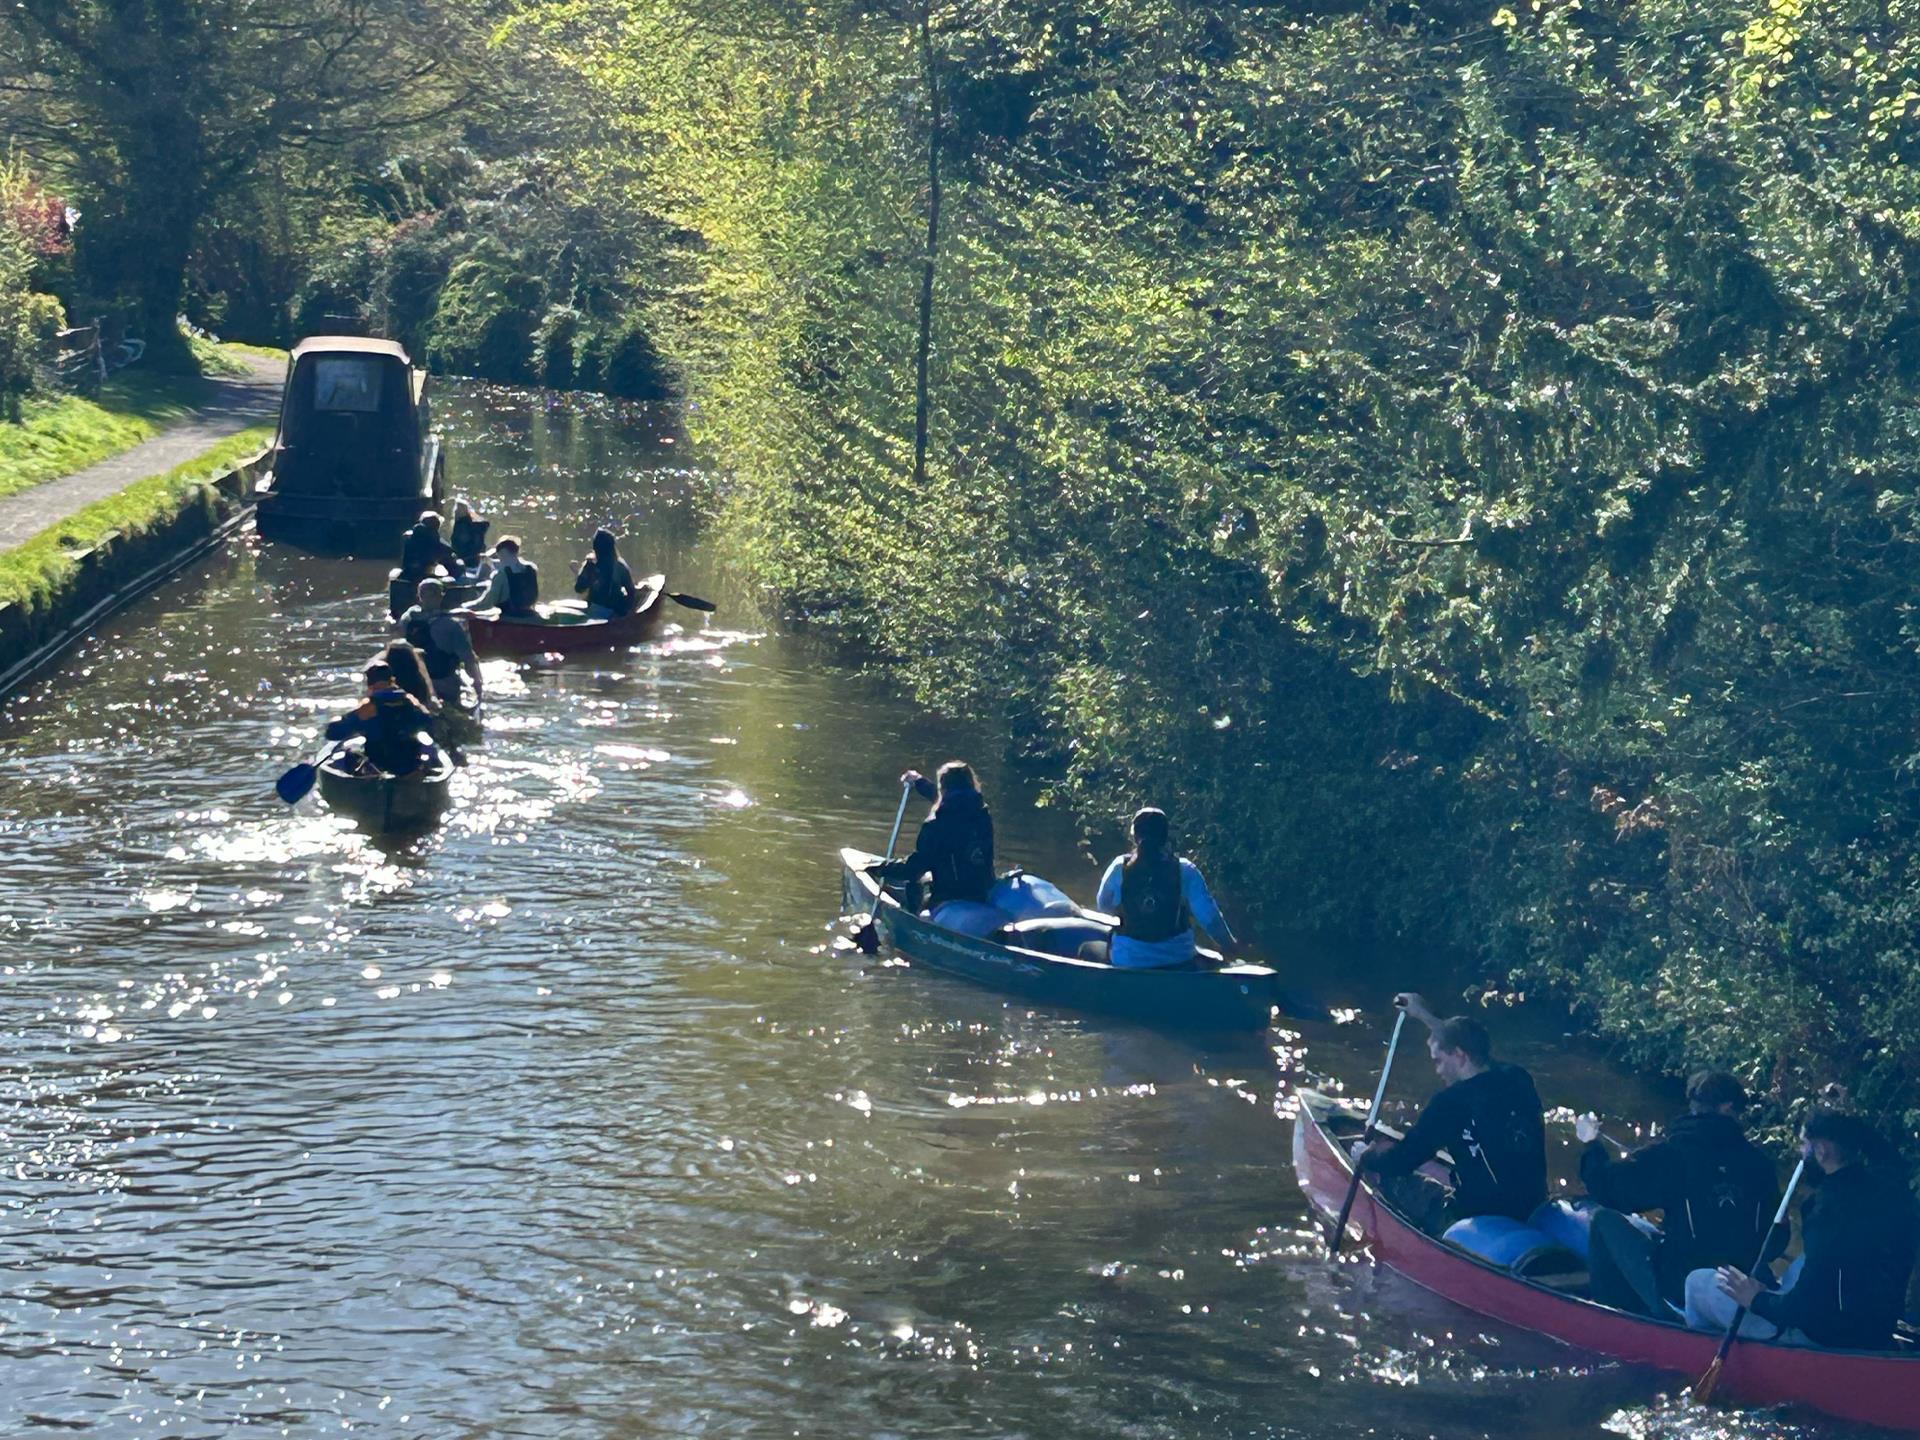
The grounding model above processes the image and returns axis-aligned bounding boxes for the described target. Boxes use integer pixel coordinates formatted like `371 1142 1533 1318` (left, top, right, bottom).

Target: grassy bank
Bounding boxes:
0 427 272 611
0 343 281 499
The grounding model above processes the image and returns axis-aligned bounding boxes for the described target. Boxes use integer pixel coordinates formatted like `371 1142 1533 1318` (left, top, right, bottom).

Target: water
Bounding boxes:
0 385 1866 1437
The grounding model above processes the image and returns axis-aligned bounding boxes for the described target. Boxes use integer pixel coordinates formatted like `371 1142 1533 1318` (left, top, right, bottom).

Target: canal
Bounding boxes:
0 384 1840 1437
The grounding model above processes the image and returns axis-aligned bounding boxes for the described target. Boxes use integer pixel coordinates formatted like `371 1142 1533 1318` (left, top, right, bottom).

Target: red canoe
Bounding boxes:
1292 1088 1920 1432
463 574 667 655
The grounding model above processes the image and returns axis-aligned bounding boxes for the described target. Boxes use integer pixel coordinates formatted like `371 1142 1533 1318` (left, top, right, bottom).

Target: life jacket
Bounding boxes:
360 689 433 775
583 558 633 614
503 561 539 616
403 607 460 681
400 524 447 578
450 515 488 565
925 790 994 906
1118 852 1190 942
1667 1115 1778 1280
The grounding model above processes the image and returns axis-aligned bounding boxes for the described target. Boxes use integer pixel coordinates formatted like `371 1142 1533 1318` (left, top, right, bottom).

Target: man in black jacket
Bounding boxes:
873 762 994 917
1356 994 1547 1230
1577 1071 1783 1316
1696 1109 1917 1349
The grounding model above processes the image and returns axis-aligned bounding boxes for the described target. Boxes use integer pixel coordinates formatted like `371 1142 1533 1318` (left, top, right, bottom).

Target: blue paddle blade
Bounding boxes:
275 762 318 805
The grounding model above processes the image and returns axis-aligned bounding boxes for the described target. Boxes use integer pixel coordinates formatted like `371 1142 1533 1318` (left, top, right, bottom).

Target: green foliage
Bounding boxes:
525 0 1920 1155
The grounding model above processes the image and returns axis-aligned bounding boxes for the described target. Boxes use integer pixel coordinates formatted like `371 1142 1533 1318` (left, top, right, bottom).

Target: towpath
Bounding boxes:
0 354 283 552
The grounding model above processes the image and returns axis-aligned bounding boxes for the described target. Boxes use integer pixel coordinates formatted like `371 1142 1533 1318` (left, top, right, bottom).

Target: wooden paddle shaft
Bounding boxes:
1696 1155 1809 1400
1329 1006 1408 1256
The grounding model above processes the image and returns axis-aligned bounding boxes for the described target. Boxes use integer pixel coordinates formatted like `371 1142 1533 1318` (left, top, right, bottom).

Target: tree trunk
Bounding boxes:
913 5 943 493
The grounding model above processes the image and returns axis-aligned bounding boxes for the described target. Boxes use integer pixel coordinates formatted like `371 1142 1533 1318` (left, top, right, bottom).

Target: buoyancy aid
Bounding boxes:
581 558 634 614
403 606 461 681
359 689 433 775
1117 852 1190 942
400 524 453 579
924 788 994 906
450 515 489 565
504 561 539 615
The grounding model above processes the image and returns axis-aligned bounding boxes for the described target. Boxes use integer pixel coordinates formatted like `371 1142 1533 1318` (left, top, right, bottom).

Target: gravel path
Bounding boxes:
0 355 283 552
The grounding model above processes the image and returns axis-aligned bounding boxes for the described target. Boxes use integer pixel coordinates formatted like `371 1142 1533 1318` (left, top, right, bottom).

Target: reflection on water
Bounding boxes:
0 385 1862 1437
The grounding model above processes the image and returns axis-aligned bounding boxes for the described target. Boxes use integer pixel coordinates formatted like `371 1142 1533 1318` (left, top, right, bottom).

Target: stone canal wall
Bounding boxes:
0 449 267 699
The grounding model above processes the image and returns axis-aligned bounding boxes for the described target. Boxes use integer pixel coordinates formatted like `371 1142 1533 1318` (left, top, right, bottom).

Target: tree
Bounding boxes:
0 1 500 365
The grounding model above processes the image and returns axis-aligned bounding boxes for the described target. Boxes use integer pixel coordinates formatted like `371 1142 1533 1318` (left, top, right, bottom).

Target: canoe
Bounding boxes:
316 751 455 833
463 574 667 655
838 847 1288 1030
1290 1087 1920 1432
388 566 485 620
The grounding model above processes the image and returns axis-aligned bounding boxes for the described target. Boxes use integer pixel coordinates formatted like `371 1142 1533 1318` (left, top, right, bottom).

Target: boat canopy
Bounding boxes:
272 338 426 498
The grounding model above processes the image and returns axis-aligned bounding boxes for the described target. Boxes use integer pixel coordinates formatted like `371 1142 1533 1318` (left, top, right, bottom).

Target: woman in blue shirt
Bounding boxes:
1088 808 1238 968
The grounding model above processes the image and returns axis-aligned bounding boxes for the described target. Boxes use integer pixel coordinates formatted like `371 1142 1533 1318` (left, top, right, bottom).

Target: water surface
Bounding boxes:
0 385 1857 1438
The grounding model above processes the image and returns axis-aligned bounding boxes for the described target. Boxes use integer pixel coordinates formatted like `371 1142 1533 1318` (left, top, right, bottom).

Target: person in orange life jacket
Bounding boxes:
574 527 638 619
871 762 994 919
1354 995 1548 1230
1574 1071 1784 1318
324 661 439 776
399 510 458 581
1079 807 1237 968
1694 1109 1918 1349
399 579 483 707
466 536 540 617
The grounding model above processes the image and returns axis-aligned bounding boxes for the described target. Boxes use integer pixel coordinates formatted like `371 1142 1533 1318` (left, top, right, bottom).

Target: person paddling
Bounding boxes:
324 660 439 777
449 499 490 569
1690 1109 1917 1349
1353 995 1547 1231
399 510 458 582
871 762 994 920
574 527 639 619
466 536 540 618
1081 807 1237 967
1575 1071 1784 1318
399 579 483 707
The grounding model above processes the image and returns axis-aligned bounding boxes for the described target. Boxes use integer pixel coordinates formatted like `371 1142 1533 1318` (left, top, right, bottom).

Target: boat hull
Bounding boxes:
316 755 454 833
464 575 667 655
839 848 1282 1030
256 488 441 555
1290 1088 1920 1432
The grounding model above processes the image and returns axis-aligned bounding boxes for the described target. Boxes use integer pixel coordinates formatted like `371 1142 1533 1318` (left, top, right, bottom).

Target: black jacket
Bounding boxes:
400 524 457 579
880 786 994 907
1365 1063 1548 1222
1752 1164 1918 1350
1581 1111 1784 1302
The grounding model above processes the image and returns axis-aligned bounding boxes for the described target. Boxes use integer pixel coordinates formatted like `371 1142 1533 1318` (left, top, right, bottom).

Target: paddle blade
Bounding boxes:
853 917 882 955
275 762 318 805
1692 1354 1725 1404
669 592 717 613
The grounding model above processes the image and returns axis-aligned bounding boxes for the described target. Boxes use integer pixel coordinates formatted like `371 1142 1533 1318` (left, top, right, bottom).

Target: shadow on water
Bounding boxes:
0 383 1866 1437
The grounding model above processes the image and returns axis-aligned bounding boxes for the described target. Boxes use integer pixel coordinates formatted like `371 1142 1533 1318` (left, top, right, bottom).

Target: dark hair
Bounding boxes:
1431 1015 1492 1067
936 761 976 795
1803 1108 1894 1169
592 527 618 560
495 535 521 553
417 510 442 529
1130 807 1172 858
1686 1071 1747 1112
364 661 394 686
382 641 432 707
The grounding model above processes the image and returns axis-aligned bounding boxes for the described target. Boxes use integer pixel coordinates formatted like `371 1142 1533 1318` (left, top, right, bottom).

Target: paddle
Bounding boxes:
1327 1003 1409 1257
852 780 915 956
1692 1156 1807 1404
668 592 717 613
274 742 337 805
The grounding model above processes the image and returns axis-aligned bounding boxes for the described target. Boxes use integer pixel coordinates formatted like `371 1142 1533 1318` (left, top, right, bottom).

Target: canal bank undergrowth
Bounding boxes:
534 0 1920 1167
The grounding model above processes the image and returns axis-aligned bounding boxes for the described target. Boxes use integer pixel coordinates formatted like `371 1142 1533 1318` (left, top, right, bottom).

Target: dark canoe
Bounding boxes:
316 753 455 833
254 336 444 554
464 575 667 656
1291 1088 1920 1433
387 566 485 620
839 847 1285 1031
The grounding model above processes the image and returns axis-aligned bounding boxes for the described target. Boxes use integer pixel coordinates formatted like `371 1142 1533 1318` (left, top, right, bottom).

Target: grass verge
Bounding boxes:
0 427 274 612
188 334 288 376
0 343 284 499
